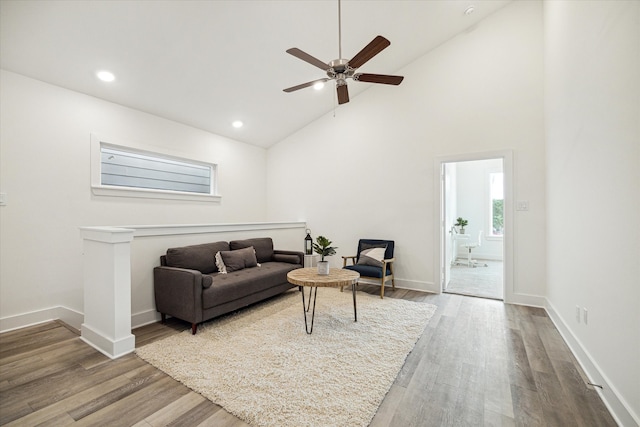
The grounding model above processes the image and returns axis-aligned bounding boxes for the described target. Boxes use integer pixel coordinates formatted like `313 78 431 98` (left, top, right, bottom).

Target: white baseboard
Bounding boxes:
80 323 135 359
506 292 546 307
545 299 639 427
395 278 437 293
0 306 83 333
356 277 436 294
0 306 158 334
132 309 161 329
455 253 503 262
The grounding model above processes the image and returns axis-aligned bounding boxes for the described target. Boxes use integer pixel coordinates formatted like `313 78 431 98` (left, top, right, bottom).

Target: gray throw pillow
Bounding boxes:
215 246 259 274
357 246 387 268
229 238 274 263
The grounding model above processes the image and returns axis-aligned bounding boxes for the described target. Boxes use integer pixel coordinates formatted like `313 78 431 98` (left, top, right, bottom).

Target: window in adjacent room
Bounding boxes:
91 134 220 202
489 172 504 237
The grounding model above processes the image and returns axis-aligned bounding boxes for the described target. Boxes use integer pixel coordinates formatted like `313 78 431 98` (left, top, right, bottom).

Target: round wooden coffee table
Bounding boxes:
287 267 360 334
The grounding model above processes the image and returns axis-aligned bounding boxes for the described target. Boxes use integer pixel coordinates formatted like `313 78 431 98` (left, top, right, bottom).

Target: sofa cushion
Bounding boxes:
272 253 300 264
202 261 299 309
230 238 274 263
215 247 259 273
345 264 392 278
165 241 230 274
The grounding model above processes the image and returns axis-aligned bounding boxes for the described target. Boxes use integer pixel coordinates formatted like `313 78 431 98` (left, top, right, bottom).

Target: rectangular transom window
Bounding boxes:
91 134 220 202
101 146 211 194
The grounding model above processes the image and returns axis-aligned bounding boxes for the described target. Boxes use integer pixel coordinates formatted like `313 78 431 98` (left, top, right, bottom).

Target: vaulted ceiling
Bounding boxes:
1 0 511 147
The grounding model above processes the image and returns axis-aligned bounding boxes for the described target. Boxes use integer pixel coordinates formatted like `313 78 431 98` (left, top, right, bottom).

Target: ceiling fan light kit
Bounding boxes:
283 0 404 105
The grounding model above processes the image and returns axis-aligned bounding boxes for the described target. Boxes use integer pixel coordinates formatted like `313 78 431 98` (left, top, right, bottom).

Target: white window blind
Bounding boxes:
101 147 212 194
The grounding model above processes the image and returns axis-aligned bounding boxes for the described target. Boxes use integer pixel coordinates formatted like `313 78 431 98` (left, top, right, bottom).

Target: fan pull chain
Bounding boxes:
331 80 338 119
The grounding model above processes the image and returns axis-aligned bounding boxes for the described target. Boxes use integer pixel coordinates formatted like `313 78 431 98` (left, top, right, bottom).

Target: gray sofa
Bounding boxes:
154 237 303 334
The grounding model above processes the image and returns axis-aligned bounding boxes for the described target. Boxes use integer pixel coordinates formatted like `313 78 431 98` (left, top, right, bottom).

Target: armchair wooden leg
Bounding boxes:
380 277 385 299
390 264 395 290
191 323 198 335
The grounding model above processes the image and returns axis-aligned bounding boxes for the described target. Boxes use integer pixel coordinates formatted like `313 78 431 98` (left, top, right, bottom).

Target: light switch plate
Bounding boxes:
0 193 6 206
516 200 529 211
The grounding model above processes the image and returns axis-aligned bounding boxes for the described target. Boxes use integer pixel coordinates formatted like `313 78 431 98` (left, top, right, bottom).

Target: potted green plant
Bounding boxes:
455 217 468 234
313 235 337 275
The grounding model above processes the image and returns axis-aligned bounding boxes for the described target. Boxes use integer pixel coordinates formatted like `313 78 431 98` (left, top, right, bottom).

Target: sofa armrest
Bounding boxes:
273 250 304 265
153 266 206 324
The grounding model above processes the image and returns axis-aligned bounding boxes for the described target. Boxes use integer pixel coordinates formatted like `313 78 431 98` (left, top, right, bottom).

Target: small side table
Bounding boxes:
287 267 360 334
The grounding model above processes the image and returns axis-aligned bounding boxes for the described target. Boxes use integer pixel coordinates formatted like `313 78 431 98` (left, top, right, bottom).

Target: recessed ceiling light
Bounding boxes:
313 81 325 90
464 5 475 15
232 120 243 128
96 70 115 82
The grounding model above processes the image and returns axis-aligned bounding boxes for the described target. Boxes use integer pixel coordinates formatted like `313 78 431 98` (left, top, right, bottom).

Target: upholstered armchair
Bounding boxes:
342 239 395 298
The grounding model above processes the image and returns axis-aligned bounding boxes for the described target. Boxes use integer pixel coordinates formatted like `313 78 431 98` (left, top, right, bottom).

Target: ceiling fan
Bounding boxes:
283 0 404 105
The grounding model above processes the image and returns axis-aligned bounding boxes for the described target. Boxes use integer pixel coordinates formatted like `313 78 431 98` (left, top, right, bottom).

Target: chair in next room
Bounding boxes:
460 230 487 267
341 239 395 298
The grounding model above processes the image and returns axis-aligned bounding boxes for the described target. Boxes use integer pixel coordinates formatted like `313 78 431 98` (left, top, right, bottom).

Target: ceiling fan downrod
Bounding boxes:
338 0 342 60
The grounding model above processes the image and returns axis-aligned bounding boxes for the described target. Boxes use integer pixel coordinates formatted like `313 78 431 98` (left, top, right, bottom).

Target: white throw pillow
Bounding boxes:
215 251 228 274
357 247 387 268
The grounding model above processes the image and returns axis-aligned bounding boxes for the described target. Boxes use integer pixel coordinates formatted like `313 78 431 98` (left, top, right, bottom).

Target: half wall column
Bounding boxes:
79 226 135 359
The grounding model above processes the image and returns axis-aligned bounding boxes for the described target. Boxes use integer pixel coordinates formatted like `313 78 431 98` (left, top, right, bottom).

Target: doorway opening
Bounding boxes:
439 156 507 301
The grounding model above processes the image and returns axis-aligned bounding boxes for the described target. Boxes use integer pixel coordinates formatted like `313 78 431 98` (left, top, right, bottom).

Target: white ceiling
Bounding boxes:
0 0 511 148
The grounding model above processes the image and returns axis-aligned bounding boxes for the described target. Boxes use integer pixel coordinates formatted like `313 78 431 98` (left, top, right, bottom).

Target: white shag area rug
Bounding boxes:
136 287 436 427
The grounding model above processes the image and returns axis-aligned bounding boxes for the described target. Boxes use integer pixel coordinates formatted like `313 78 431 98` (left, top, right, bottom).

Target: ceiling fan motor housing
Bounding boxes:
327 59 354 81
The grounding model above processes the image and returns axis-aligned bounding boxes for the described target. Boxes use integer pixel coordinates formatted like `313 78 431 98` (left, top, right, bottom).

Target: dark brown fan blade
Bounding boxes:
354 73 404 85
283 78 329 93
286 48 329 71
337 84 349 105
348 36 390 69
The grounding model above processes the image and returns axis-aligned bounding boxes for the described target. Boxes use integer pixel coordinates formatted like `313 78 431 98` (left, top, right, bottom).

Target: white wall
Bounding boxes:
455 158 504 260
0 70 269 325
267 0 545 300
545 1 640 425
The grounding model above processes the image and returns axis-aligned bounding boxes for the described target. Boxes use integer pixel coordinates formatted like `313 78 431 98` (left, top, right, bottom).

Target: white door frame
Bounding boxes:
433 150 514 303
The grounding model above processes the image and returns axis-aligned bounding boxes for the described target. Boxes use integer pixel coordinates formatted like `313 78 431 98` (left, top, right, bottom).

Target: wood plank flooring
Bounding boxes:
1 286 617 426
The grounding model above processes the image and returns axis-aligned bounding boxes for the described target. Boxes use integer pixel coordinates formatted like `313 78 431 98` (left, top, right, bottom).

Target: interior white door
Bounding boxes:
442 163 456 290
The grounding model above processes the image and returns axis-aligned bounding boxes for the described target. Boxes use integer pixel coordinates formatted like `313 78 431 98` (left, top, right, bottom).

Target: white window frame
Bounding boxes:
90 134 221 202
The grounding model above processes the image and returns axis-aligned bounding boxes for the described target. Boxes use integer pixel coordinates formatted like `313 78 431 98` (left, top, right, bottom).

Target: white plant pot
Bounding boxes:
317 261 330 275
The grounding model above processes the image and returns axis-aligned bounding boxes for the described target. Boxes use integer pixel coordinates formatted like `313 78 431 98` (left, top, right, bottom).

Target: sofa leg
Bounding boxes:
160 313 166 324
191 323 198 335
